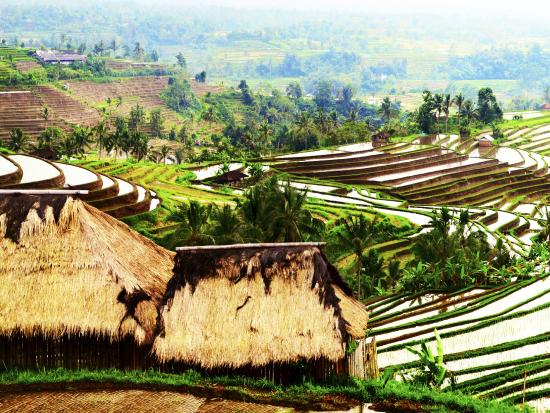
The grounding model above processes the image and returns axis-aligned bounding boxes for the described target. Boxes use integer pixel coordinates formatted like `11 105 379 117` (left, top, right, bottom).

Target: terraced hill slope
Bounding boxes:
0 153 159 218
368 273 550 412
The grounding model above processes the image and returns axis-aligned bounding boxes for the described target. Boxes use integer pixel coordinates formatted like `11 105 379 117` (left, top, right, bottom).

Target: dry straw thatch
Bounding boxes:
153 245 368 369
0 194 174 345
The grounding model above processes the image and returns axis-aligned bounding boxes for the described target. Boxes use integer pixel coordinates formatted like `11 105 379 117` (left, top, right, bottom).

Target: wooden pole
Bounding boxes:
522 369 527 408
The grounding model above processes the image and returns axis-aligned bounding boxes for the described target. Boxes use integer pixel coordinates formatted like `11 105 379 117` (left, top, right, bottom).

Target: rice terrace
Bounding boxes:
0 0 550 412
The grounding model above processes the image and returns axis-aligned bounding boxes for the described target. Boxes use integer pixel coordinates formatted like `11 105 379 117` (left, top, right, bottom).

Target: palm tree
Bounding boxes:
442 94 452 133
461 100 478 126
168 200 213 247
159 144 171 164
453 93 465 126
37 127 65 153
94 121 109 158
238 184 271 242
314 108 329 134
295 112 313 133
336 215 384 299
433 94 444 133
411 208 490 288
258 121 270 150
378 97 394 124
348 108 359 123
71 126 94 158
210 204 243 244
270 181 323 242
7 128 29 152
131 131 149 161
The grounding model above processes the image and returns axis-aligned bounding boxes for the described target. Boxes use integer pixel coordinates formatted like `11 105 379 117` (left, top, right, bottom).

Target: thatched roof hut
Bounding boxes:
153 243 369 377
0 193 174 347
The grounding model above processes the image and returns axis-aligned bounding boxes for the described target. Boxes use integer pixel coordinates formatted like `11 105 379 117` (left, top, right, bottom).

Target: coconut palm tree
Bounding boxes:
159 144 171 164
210 204 243 244
433 94 444 133
168 200 213 247
238 183 272 242
94 120 109 158
295 112 313 133
131 131 149 161
270 181 324 243
71 126 94 158
314 108 329 134
460 100 478 126
442 94 452 133
258 121 270 150
378 97 394 124
336 214 384 299
7 128 29 152
453 93 465 126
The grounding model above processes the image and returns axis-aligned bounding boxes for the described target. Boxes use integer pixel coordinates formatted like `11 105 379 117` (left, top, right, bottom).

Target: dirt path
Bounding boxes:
0 390 291 413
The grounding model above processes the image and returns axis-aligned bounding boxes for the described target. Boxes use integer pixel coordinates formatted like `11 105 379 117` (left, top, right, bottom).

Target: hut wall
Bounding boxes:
158 358 349 384
0 333 152 371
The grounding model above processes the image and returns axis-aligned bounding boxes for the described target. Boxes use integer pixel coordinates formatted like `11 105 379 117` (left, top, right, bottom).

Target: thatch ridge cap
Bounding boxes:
176 242 325 251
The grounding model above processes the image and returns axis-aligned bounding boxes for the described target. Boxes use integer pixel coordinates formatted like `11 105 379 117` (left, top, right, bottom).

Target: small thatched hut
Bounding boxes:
0 192 174 370
153 243 372 382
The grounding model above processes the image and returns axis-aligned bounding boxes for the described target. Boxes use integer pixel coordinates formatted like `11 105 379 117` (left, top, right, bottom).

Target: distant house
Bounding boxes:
542 104 550 111
212 168 248 185
477 134 494 148
34 50 86 65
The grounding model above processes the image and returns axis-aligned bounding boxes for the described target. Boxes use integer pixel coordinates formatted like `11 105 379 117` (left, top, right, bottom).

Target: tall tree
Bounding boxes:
453 93 465 126
258 121 270 149
71 126 94 158
335 215 384 299
433 93 444 134
442 94 452 133
110 39 117 56
159 144 171 164
270 181 323 242
477 87 503 124
94 120 109 159
378 97 394 124
461 100 478 126
149 108 165 138
129 104 145 132
415 91 436 134
167 201 213 247
210 204 243 244
176 52 187 69
133 42 144 61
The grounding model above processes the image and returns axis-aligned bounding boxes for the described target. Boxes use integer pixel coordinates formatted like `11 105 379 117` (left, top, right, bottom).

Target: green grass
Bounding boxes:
0 368 527 413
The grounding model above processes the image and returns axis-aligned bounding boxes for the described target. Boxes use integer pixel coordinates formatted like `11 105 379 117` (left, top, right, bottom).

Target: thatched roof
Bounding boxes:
153 244 368 368
0 194 174 344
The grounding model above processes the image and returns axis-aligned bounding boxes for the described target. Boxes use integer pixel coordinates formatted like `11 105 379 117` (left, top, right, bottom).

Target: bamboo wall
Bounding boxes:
0 333 377 382
0 333 151 370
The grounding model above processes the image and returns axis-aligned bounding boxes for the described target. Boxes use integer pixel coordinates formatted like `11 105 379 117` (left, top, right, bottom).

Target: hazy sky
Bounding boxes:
187 0 550 15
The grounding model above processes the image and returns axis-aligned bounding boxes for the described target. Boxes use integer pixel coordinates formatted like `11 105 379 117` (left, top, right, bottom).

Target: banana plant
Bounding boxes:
406 328 448 388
